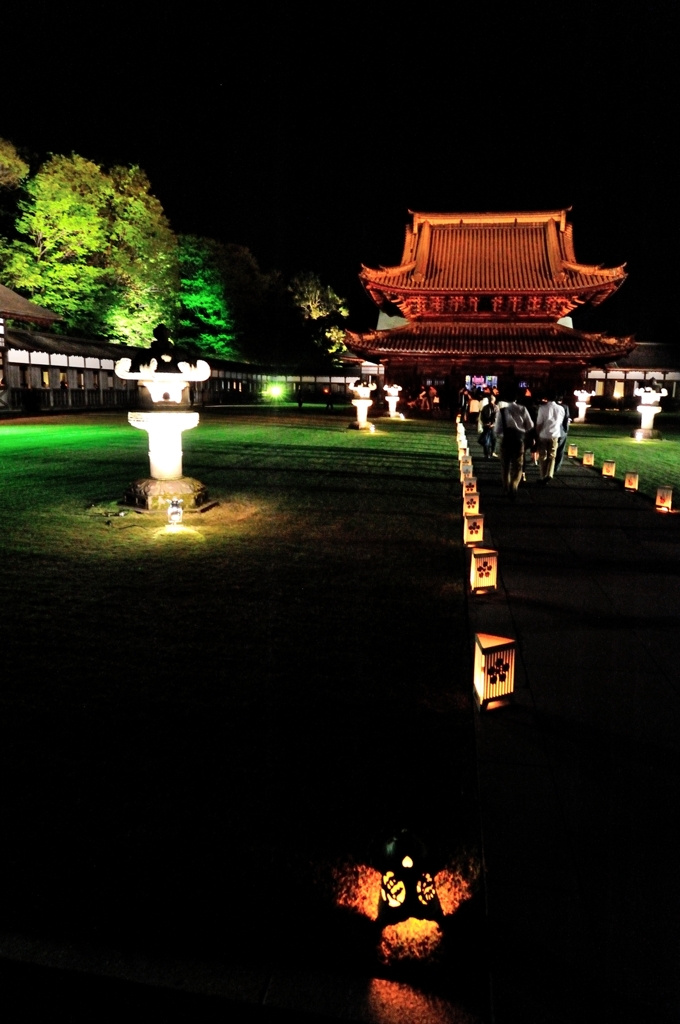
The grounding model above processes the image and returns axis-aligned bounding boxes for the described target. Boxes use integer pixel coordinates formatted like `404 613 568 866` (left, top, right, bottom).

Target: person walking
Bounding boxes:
468 390 481 426
535 391 566 484
554 393 571 473
494 390 534 499
479 393 498 459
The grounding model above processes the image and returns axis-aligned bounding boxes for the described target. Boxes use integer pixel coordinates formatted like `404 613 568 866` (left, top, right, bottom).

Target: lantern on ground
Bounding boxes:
473 633 516 710
458 445 469 461
460 455 472 470
634 430 644 442
656 486 673 512
460 463 474 482
463 492 480 515
470 548 498 594
463 512 484 545
167 498 184 525
568 444 578 458
463 477 478 495
377 831 442 927
624 472 639 491
602 460 616 478
583 451 595 467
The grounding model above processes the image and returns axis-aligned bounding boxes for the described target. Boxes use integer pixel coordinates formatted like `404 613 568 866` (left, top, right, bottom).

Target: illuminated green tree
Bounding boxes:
177 235 237 359
104 165 178 344
0 154 178 341
2 153 112 331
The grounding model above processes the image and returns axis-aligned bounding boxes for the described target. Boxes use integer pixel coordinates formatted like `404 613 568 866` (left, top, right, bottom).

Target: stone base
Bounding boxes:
123 477 209 511
630 428 662 440
347 422 375 432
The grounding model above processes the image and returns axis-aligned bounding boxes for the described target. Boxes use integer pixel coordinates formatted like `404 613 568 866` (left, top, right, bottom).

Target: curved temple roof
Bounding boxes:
347 322 636 363
360 210 626 308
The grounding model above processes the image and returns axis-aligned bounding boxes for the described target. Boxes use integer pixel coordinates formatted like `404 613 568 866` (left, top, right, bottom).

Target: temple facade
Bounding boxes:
347 210 635 397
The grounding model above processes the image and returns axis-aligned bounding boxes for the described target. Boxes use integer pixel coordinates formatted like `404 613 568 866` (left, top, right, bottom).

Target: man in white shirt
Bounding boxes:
535 392 566 483
493 390 534 499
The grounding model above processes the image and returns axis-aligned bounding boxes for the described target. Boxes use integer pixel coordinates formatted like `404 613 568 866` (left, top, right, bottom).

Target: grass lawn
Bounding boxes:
569 419 680 499
0 410 482 1004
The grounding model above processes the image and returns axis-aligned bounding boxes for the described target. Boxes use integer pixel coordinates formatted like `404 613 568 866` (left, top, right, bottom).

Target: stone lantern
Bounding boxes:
573 388 595 423
633 381 668 439
348 379 376 430
115 324 211 510
383 383 404 419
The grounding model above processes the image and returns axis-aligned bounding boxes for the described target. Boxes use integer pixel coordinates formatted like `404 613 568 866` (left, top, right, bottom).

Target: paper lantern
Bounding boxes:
463 492 480 515
568 444 578 458
460 464 474 481
463 477 478 495
473 633 516 710
624 472 639 491
469 548 498 593
656 486 673 512
463 512 484 545
460 455 472 468
602 460 616 478
377 831 441 926
583 451 595 467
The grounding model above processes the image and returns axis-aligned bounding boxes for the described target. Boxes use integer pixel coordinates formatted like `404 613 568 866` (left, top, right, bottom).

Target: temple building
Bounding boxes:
346 210 635 397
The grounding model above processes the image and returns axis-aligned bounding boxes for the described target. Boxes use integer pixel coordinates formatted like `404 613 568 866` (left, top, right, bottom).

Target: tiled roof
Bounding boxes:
360 211 626 301
0 283 60 324
5 326 127 360
346 321 636 361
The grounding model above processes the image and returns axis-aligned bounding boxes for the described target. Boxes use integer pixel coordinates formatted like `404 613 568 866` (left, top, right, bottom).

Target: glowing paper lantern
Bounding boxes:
624 472 639 491
460 464 474 482
460 455 472 469
463 512 484 545
470 548 498 594
568 444 578 458
378 831 442 926
463 492 480 515
602 460 616 478
463 477 478 495
634 430 644 442
583 451 595 467
473 633 516 710
656 486 673 512
167 498 184 524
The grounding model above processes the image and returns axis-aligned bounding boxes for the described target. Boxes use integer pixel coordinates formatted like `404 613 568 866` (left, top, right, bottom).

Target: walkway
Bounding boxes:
467 437 680 1023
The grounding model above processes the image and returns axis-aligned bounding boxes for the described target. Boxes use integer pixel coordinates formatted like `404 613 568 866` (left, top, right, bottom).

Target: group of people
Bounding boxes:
407 385 441 414
473 389 571 500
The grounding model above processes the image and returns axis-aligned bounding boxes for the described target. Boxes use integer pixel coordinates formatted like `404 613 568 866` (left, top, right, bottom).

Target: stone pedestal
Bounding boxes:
123 476 209 511
125 410 209 510
630 427 662 440
351 398 373 429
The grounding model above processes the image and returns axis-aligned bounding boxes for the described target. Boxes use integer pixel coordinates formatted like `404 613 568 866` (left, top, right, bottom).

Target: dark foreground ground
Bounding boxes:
0 410 485 1022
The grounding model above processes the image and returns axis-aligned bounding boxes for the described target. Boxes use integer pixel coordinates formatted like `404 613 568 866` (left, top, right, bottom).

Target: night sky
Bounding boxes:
2 6 674 341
